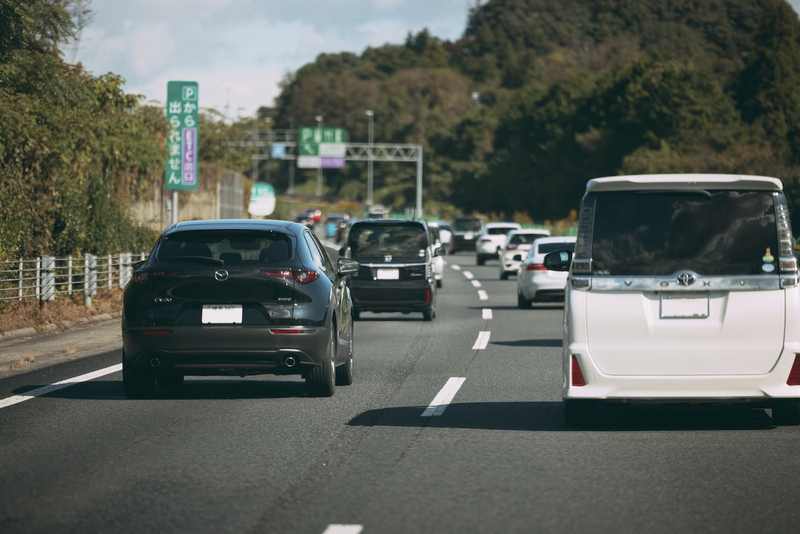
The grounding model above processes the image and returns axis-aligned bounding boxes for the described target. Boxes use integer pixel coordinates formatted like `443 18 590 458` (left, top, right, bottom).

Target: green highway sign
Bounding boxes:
165 81 199 191
297 127 347 169
248 183 276 216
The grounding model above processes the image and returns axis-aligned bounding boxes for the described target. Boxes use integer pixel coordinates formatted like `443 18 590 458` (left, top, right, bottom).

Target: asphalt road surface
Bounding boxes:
1 251 799 534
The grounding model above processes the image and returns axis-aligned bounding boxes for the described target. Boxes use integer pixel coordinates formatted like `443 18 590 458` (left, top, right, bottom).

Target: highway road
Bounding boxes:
1 252 800 533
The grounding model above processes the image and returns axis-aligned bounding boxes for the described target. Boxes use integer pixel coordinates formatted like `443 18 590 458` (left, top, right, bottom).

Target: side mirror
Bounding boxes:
337 258 359 276
433 246 445 257
512 254 523 262
543 250 573 272
132 260 146 271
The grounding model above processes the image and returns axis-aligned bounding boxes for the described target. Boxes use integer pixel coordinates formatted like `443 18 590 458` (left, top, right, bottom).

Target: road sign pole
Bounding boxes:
172 191 178 225
416 145 423 219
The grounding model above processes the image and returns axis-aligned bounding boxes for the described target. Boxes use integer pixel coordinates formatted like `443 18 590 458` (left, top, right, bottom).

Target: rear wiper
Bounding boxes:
174 256 224 265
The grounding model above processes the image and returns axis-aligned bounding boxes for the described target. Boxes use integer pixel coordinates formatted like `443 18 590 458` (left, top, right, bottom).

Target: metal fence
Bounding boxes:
0 253 147 307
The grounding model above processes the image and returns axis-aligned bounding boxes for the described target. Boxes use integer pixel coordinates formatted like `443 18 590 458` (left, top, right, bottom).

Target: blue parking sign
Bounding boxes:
271 144 286 159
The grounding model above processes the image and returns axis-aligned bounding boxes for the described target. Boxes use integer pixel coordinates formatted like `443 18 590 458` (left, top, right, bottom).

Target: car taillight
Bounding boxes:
134 271 179 284
571 356 586 387
507 244 518 250
271 329 304 334
262 269 319 284
426 289 431 303
788 354 800 385
526 263 547 271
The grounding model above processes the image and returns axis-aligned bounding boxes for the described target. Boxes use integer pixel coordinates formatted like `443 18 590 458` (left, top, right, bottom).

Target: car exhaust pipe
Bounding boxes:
284 356 296 368
150 358 160 368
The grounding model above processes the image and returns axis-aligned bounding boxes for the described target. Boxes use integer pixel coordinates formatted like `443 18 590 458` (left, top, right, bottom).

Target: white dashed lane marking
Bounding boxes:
482 308 493 320
478 290 488 300
451 264 461 271
463 271 474 280
471 280 481 288
0 364 122 410
322 526 363 534
422 377 467 417
472 331 491 350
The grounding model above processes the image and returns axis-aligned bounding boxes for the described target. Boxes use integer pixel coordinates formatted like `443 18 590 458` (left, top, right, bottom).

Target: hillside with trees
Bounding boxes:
273 0 800 223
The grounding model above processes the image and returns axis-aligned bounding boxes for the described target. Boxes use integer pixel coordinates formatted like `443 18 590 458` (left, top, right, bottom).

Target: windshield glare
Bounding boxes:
349 224 428 259
591 191 779 276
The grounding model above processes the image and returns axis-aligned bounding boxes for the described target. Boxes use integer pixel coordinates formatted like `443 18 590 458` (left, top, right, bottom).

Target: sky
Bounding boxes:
71 0 470 118
72 0 800 119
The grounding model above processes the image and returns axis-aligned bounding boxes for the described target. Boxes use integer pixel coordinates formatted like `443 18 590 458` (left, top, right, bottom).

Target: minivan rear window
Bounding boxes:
591 191 779 276
348 223 428 260
453 219 482 232
157 231 293 265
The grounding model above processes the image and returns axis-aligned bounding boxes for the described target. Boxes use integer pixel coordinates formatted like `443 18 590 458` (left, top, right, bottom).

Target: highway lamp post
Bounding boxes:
315 115 323 197
288 117 295 195
265 117 272 184
366 110 374 208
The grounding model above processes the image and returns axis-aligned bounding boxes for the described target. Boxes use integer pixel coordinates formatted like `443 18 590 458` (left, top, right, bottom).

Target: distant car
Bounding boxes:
428 222 451 252
325 214 348 239
475 222 522 265
293 214 314 227
302 209 322 225
516 236 576 308
428 225 445 288
499 229 552 279
343 219 443 321
450 217 483 254
122 219 358 398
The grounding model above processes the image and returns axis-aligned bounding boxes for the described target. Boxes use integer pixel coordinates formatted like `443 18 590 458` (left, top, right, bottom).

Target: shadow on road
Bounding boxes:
14 378 310 400
491 339 562 348
348 401 776 432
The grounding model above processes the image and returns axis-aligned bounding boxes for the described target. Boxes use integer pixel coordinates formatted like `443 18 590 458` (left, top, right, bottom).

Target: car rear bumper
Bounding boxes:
450 236 475 251
350 280 433 312
122 325 330 376
564 343 800 402
520 275 568 299
476 242 500 255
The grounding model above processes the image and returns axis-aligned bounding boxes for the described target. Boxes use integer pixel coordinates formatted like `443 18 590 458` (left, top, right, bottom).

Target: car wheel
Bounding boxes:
564 400 594 427
157 375 184 388
307 324 336 397
477 255 485 266
517 292 533 310
335 316 354 386
772 400 800 425
353 310 360 321
500 271 509 280
423 308 435 321
122 351 155 399
436 279 442 288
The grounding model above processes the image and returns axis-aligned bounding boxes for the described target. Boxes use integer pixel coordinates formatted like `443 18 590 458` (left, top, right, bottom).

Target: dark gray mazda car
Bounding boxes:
122 219 358 398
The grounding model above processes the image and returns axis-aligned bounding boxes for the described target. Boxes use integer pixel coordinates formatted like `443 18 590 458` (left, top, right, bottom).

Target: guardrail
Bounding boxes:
0 253 147 307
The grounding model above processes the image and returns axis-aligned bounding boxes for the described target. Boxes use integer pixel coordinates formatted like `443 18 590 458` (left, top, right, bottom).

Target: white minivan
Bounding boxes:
551 175 800 426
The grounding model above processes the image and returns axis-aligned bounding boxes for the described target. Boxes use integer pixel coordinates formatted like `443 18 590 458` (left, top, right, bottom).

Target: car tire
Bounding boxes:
517 292 533 310
157 375 184 388
500 271 509 280
423 308 435 321
353 310 360 321
307 325 336 397
436 279 442 288
772 400 800 425
122 351 155 399
564 400 594 427
335 317 354 386
477 255 485 266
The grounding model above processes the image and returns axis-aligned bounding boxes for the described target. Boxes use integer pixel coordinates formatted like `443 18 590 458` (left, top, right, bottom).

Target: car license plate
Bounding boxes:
202 305 243 324
660 295 709 319
464 233 474 240
376 269 400 280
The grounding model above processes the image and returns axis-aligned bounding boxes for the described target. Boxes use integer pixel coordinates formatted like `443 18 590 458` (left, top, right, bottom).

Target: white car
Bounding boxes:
475 222 522 265
428 222 452 251
428 224 444 288
499 229 552 279
556 174 800 426
516 236 576 306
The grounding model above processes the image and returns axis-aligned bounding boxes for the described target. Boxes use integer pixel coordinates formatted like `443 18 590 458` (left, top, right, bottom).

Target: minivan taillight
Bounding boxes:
526 263 547 271
571 356 586 387
788 354 800 386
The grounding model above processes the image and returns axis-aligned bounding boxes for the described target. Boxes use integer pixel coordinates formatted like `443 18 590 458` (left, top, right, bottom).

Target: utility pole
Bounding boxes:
288 117 295 195
315 115 323 197
366 110 374 208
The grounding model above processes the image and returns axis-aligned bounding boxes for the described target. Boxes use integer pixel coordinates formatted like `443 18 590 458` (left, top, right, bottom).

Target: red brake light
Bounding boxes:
262 269 319 283
426 289 431 303
788 354 800 385
294 270 319 284
134 272 150 284
526 263 547 271
262 269 294 278
507 244 518 250
571 355 586 387
271 329 303 334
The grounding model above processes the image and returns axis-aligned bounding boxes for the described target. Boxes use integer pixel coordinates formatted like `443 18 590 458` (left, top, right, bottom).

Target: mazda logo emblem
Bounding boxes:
214 269 229 282
677 272 696 286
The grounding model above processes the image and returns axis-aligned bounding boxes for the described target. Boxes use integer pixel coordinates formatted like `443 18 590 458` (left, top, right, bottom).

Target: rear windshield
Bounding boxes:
487 227 517 235
591 191 779 276
348 223 428 260
510 233 549 245
156 230 293 265
453 219 482 232
538 242 576 254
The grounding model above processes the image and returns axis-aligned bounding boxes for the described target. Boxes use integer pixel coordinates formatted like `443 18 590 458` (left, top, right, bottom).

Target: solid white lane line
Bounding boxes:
422 377 466 417
463 271 474 279
0 364 122 410
322 526 363 534
478 290 488 300
482 308 493 320
471 280 481 288
451 264 461 271
472 331 491 350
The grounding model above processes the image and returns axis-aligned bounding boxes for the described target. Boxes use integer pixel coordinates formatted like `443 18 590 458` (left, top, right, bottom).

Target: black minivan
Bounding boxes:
341 219 443 321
